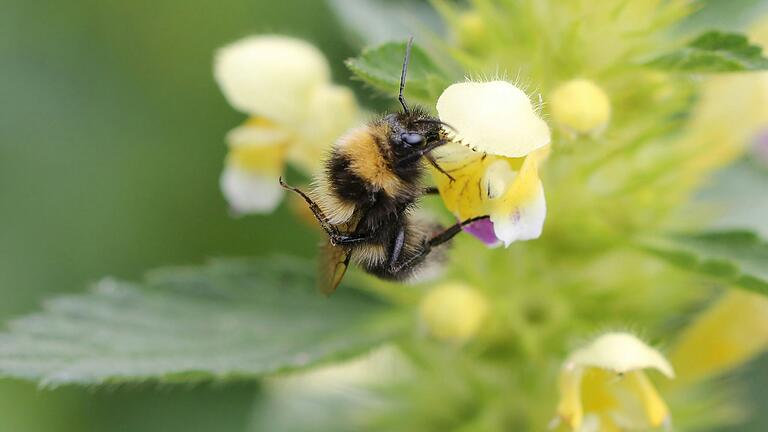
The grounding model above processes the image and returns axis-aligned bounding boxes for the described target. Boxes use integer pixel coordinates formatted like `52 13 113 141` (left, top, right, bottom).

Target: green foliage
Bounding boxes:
678 0 768 33
696 158 768 237
4 0 768 430
647 30 768 72
0 257 405 387
641 231 768 295
346 40 452 106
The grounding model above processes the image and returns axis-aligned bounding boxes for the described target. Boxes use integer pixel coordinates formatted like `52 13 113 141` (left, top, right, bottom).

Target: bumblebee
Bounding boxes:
281 38 487 294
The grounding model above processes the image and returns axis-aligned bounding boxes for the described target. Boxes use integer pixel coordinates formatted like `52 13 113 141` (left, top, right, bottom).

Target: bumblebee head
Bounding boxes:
386 108 441 151
393 35 441 147
388 36 451 172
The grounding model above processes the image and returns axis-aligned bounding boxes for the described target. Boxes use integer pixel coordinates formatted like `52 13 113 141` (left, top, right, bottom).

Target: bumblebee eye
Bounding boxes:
401 132 424 146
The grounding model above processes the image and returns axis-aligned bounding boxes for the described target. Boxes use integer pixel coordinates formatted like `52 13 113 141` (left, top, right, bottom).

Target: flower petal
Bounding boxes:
490 177 546 246
430 142 488 220
569 332 675 378
221 119 289 214
488 149 548 246
463 218 502 247
610 371 670 429
214 36 330 125
290 84 361 174
226 120 290 174
436 80 550 157
557 362 585 429
220 165 284 214
670 290 768 382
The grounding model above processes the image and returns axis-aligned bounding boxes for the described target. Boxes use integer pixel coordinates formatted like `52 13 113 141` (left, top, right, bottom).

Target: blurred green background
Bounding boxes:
1 0 767 431
0 0 349 430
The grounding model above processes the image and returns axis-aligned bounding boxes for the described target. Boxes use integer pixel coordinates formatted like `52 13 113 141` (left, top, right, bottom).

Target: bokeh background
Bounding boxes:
1 0 767 430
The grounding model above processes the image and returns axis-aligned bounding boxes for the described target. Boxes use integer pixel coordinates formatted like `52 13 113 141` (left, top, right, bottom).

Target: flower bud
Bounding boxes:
549 79 611 135
419 283 488 342
457 11 487 49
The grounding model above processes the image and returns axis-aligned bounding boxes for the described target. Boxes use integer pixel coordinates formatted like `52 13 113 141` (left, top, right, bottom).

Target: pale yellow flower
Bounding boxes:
419 282 489 342
550 79 611 136
555 332 674 432
670 290 768 383
432 80 550 246
214 35 361 214
290 84 359 174
220 118 291 212
215 36 330 126
437 80 550 157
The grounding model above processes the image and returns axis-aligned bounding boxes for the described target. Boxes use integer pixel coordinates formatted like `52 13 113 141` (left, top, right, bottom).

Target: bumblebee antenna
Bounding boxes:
399 36 414 114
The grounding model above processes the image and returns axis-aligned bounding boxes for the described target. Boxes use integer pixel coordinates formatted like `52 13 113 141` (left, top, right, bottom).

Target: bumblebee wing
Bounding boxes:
318 241 351 295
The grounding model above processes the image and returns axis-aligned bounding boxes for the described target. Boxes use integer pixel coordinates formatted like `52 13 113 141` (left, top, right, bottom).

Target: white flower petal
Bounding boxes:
214 36 330 125
491 179 546 246
569 332 675 378
437 80 551 157
220 165 284 214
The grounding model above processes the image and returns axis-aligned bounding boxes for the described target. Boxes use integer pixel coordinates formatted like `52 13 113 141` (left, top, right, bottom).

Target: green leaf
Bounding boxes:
0 256 406 387
327 0 444 46
677 0 768 33
346 41 452 106
641 231 768 295
695 158 768 238
646 31 768 72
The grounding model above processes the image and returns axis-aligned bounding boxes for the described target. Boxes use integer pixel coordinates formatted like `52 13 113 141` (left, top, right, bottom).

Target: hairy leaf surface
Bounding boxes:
642 231 768 295
0 257 405 386
346 41 452 105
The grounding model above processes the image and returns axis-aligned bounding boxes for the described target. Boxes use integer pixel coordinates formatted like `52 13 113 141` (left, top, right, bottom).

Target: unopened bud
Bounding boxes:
420 283 488 342
550 79 611 135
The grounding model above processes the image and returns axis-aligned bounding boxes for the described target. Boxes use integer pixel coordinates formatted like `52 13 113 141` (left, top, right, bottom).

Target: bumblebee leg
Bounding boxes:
279 177 341 237
387 226 406 269
330 233 370 246
424 153 455 182
428 215 490 248
389 215 489 273
423 186 440 195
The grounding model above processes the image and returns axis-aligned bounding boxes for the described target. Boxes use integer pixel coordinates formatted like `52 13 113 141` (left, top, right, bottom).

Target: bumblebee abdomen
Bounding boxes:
361 215 448 282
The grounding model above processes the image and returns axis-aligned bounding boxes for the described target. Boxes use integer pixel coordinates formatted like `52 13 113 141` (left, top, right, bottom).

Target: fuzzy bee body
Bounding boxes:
280 38 487 294
312 109 446 284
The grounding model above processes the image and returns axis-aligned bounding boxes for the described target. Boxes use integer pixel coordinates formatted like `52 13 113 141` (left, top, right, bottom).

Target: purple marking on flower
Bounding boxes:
752 129 768 168
463 218 501 247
